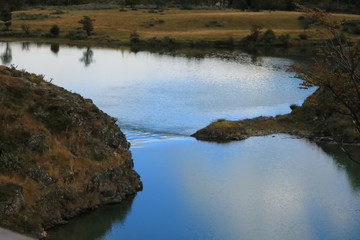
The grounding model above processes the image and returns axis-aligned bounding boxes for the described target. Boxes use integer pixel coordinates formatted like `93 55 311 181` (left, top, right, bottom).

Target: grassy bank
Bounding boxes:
1 7 360 48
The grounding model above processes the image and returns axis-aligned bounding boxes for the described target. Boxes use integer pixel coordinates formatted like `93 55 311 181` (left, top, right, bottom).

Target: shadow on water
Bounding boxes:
48 195 136 240
318 143 360 191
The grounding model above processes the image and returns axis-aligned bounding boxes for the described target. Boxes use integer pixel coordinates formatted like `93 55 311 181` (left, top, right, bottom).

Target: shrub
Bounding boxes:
162 36 176 45
290 104 299 111
146 37 161 45
0 152 24 172
205 20 222 28
248 24 263 41
298 33 308 40
261 29 276 44
40 107 72 133
214 38 234 48
66 28 88 40
278 34 291 46
130 31 140 43
50 25 60 37
140 18 165 28
50 10 66 15
342 20 360 35
21 24 30 35
14 12 58 20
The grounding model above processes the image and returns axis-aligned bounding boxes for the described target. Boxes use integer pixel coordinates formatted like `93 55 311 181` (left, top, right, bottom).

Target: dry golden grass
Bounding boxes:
9 8 360 43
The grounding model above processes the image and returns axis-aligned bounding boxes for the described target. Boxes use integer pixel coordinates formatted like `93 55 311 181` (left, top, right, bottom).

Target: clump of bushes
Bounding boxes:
342 20 360 34
205 20 222 27
298 33 308 40
14 12 59 20
131 34 178 47
290 104 299 111
261 29 276 43
241 25 291 47
214 37 234 48
29 104 73 133
50 9 66 15
66 28 88 40
162 36 177 45
21 24 30 35
0 152 24 172
278 34 291 46
140 18 165 28
130 31 141 43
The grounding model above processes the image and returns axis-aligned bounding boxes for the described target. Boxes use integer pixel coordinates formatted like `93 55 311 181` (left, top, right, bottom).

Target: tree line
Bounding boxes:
0 0 359 13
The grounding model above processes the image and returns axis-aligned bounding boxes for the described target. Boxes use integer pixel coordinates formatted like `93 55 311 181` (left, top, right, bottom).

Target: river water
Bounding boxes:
2 42 360 240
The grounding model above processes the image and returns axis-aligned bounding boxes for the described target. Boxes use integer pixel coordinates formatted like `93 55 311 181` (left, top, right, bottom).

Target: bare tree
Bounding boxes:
291 6 360 162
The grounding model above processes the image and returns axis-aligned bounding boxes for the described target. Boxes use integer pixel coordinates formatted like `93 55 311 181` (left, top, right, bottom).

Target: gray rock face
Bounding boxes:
27 166 57 186
0 183 25 216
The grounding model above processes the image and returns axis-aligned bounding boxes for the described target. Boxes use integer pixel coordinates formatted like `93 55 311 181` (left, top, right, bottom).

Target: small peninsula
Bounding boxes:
0 66 142 238
192 88 360 144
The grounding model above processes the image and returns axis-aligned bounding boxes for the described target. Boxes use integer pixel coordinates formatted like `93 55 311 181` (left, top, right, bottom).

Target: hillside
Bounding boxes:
0 66 142 238
1 8 360 47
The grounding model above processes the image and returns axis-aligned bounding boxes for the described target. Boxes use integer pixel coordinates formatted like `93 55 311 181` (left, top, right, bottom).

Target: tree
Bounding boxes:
298 15 314 34
291 6 360 162
50 24 60 37
249 24 263 41
0 9 11 31
21 24 30 35
78 16 94 36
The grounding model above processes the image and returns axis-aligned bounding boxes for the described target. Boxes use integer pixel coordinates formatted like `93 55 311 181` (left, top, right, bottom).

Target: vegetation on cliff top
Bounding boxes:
0 65 142 238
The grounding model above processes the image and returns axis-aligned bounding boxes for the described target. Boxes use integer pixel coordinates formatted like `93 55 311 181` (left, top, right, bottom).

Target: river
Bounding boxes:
2 42 360 240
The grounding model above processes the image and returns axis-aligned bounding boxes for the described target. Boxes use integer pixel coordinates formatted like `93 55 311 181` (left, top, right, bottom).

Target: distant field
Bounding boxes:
8 8 360 44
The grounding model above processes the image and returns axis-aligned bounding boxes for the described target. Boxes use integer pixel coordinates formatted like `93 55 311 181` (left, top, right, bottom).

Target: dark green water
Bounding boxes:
2 42 360 240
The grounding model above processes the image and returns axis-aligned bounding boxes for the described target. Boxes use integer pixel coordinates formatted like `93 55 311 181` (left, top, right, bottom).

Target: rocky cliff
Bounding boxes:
0 66 142 238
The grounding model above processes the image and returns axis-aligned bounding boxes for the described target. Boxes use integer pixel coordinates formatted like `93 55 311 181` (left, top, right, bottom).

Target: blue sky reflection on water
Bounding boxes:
3 42 360 240
83 135 360 240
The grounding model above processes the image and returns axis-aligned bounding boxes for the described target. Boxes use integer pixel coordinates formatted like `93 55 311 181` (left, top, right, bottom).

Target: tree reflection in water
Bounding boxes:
80 47 94 67
319 143 360 192
50 43 60 55
1 43 12 65
22 42 30 51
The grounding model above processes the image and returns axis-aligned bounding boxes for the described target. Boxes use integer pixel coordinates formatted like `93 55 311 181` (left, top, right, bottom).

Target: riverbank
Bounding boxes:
1 8 360 50
192 88 360 144
0 66 142 238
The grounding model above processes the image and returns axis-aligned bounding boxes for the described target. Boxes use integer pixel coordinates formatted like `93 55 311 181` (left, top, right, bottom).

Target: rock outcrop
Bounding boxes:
0 66 142 238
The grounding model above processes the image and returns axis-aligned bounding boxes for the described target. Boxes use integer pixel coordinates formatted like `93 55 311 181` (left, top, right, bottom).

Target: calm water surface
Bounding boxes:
2 42 360 240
